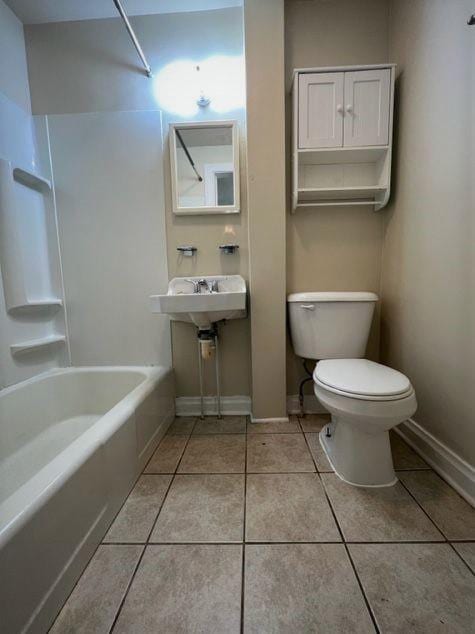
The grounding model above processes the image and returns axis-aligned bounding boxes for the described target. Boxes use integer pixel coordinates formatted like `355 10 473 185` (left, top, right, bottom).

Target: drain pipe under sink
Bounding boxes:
196 325 221 419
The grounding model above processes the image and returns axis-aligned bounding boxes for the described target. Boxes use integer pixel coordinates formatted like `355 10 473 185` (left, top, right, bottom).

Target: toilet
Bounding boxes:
287 292 417 487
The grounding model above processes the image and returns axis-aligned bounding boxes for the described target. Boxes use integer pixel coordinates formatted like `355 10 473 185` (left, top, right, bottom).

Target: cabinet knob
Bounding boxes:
346 104 353 113
336 104 343 114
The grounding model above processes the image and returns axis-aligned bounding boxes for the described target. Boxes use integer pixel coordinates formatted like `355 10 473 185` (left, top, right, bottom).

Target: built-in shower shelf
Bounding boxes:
10 334 66 356
8 299 63 314
12 167 51 193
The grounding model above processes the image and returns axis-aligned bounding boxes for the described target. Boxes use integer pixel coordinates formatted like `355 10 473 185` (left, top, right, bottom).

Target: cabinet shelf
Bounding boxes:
8 299 63 315
10 334 66 356
298 185 386 203
13 167 51 193
298 146 389 165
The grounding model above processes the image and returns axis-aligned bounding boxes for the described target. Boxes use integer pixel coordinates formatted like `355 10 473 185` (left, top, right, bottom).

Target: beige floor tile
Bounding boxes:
144 435 188 473
246 473 340 542
247 433 315 473
114 545 242 633
50 545 142 633
166 417 197 435
298 413 331 433
452 542 475 573
151 474 244 543
349 543 475 633
178 434 246 473
247 417 302 433
305 432 333 471
193 415 246 434
104 475 172 543
244 544 374 633
399 471 475 540
321 473 443 542
390 432 429 469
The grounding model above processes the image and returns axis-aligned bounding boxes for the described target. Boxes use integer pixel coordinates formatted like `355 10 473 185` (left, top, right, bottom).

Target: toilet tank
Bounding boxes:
287 292 378 360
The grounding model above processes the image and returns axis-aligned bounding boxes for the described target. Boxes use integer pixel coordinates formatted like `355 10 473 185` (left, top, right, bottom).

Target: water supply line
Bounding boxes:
113 0 153 77
298 359 315 417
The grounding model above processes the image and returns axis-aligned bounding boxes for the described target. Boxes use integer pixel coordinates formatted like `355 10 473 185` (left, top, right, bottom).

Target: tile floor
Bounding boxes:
51 414 475 633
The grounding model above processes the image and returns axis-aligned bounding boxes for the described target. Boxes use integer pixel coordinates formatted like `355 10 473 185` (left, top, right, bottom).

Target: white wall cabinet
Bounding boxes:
298 72 344 148
343 69 390 147
292 64 395 212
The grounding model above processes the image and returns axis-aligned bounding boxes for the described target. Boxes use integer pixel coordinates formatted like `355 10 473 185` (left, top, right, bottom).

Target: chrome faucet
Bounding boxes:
197 279 209 293
185 278 217 294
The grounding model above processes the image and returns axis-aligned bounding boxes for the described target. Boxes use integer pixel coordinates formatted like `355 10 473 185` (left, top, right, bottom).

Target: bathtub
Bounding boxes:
0 366 174 634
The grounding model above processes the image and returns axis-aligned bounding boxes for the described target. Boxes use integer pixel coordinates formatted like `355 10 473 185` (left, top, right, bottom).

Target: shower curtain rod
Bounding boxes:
113 0 153 77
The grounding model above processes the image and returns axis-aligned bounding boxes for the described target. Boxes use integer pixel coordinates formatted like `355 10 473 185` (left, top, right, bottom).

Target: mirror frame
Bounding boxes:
169 120 240 215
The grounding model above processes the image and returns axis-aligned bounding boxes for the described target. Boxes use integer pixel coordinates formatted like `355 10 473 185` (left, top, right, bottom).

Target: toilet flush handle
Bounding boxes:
300 304 315 310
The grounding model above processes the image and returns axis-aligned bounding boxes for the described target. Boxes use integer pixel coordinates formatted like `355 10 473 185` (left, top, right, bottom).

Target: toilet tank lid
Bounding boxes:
287 292 378 303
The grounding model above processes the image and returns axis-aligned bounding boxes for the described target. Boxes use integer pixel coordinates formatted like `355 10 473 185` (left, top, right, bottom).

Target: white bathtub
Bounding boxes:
0 366 174 634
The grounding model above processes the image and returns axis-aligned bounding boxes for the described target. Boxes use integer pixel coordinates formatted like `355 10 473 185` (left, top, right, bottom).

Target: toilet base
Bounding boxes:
320 420 397 488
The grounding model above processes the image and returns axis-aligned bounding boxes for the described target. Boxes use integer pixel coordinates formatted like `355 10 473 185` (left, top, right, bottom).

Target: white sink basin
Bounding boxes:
150 275 247 329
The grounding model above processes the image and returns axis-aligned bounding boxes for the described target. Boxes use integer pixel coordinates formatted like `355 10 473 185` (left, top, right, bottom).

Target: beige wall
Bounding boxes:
285 0 390 395
244 0 287 420
381 0 475 465
24 8 250 398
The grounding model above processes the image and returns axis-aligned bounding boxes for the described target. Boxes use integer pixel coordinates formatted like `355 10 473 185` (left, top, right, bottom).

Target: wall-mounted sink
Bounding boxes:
150 275 247 329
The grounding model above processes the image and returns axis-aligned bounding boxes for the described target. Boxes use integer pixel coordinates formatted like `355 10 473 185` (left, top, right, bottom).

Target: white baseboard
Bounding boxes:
287 394 328 415
250 416 290 424
396 418 475 507
175 395 251 417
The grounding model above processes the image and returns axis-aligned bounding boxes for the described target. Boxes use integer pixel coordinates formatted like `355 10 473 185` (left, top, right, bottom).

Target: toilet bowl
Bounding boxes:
313 359 417 487
287 291 418 487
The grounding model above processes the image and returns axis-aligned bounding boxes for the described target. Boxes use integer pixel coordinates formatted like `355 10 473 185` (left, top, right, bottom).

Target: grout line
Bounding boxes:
147 470 325 475
63 419 475 632
109 420 197 632
240 544 246 634
142 432 189 475
99 539 470 546
108 544 146 634
143 428 196 543
447 542 475 577
103 431 179 545
301 433 344 543
301 432 379 633
54 430 174 631
144 475 176 544
345 544 380 634
47 540 108 630
240 430 248 634
246 431 304 434
397 474 448 541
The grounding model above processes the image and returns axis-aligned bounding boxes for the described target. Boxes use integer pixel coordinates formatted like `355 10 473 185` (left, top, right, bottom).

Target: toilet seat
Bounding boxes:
314 359 414 402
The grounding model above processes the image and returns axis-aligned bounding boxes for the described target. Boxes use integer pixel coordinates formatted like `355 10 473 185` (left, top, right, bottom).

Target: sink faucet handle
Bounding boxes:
184 279 199 293
210 279 219 293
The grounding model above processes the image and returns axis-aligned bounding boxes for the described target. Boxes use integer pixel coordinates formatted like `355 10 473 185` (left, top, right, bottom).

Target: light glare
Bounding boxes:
153 55 245 116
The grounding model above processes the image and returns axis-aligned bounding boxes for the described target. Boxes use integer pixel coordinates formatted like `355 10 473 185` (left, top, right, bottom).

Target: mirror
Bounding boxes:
169 121 240 215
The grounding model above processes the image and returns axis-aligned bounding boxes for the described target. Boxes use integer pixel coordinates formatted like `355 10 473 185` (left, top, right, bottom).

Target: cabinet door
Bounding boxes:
298 72 344 148
343 69 390 147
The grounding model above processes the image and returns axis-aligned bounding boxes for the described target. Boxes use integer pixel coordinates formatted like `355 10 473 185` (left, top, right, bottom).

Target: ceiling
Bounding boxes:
4 0 242 24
